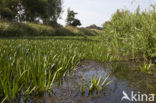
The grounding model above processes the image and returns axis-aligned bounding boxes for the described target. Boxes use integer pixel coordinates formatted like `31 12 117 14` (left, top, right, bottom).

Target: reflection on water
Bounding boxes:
22 60 156 103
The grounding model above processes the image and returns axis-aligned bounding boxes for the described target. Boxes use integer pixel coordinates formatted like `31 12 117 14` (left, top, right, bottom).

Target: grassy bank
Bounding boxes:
0 21 97 37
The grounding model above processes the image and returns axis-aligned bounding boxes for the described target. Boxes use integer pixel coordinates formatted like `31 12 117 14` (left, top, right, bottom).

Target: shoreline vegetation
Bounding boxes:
0 20 98 37
0 4 156 103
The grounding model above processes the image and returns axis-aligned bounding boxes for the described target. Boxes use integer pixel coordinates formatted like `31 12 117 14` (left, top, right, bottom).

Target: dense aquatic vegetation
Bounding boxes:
0 35 155 102
102 5 156 61
0 37 115 102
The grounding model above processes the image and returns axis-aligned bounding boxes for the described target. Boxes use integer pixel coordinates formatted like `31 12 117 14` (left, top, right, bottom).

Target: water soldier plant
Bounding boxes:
0 38 113 102
139 62 153 73
80 73 112 95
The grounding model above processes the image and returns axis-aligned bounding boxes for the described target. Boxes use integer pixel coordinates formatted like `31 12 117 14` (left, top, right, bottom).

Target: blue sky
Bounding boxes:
58 0 156 27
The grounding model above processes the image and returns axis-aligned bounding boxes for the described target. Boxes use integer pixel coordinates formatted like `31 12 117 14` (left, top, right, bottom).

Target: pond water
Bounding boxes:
22 60 156 103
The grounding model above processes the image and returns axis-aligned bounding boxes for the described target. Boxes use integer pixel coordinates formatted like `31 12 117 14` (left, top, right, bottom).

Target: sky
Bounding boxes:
58 0 156 27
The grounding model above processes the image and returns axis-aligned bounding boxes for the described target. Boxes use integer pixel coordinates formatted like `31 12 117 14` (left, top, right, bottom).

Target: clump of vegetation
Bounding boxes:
80 73 111 95
102 5 156 62
139 62 153 73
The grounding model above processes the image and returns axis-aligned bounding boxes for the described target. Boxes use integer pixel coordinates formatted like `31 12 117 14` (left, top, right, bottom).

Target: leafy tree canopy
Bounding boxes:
0 0 62 25
66 8 81 27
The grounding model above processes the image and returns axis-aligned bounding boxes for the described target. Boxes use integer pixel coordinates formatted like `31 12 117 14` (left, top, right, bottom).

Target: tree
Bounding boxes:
21 0 62 24
66 8 81 27
0 0 19 20
0 0 62 25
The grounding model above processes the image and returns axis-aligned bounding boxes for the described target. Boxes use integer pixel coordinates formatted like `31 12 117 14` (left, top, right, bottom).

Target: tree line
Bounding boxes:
0 0 101 27
0 0 62 25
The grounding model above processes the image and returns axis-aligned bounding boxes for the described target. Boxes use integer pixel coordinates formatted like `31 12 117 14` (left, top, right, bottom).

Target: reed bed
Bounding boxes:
102 5 156 61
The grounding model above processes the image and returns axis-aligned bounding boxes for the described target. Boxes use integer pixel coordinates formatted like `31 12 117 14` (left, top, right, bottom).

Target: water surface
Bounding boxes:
23 60 156 103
